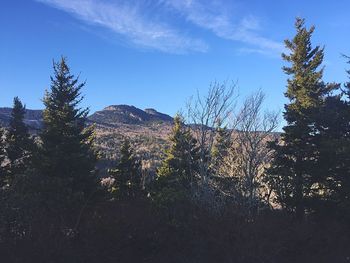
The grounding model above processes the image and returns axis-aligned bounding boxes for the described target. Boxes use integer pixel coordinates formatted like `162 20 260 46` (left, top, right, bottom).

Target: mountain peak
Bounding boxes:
103 105 138 111
88 104 173 126
144 108 173 122
0 104 173 128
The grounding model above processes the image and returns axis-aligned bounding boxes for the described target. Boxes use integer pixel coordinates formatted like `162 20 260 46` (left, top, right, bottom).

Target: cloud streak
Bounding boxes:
37 0 284 55
36 0 209 53
162 0 285 54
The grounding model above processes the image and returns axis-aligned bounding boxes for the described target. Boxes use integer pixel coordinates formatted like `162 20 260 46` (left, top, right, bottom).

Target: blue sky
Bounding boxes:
1 0 350 117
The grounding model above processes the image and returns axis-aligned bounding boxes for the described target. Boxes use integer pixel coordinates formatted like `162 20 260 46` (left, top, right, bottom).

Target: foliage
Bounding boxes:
108 138 141 198
5 97 34 178
0 128 6 187
266 18 338 218
152 115 199 217
313 56 350 217
2 16 350 261
211 123 232 171
157 115 199 189
38 57 98 199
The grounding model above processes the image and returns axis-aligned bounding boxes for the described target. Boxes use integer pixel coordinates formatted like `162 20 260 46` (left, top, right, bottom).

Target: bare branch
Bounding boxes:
186 81 238 183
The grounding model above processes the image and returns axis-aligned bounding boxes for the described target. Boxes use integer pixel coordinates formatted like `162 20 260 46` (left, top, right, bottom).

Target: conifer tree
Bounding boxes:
38 57 97 201
157 115 199 189
211 124 232 173
316 56 350 215
109 138 141 198
337 57 350 213
5 97 33 177
266 18 337 219
0 128 7 187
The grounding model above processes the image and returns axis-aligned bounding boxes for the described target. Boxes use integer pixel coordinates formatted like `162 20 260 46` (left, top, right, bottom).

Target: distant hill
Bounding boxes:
88 105 173 126
0 105 279 177
0 105 174 175
0 104 173 128
0 107 43 131
87 105 173 175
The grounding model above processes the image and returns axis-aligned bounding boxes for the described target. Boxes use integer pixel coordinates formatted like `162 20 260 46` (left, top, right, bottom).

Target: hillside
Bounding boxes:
0 104 173 128
0 107 43 131
88 105 173 126
89 105 173 175
0 105 174 175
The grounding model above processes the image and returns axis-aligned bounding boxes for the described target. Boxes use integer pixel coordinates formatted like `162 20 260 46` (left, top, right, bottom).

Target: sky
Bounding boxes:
1 0 350 118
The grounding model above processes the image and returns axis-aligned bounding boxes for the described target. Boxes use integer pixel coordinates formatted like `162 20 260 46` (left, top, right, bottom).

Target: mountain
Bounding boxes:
0 107 43 130
144 108 173 122
0 105 173 128
0 105 278 177
0 105 173 175
88 105 173 126
87 105 173 175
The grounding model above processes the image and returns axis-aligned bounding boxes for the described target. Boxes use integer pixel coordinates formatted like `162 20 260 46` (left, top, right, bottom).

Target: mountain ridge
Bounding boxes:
0 104 173 128
89 104 173 126
0 107 43 130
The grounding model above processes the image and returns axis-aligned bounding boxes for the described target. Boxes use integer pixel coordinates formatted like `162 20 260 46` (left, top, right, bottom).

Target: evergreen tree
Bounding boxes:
336 56 350 213
157 115 199 189
211 123 232 173
109 138 141 198
38 57 97 203
316 56 350 216
0 128 7 187
5 97 33 177
266 18 337 219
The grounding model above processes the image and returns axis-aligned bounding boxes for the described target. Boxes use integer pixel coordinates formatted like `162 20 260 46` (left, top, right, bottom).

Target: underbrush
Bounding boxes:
1 197 350 263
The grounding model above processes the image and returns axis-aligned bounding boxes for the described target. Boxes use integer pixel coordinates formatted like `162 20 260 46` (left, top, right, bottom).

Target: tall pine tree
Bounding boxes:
5 97 33 177
266 18 337 219
211 123 232 173
317 56 350 216
157 115 199 189
0 128 6 187
153 115 199 214
108 138 141 198
38 57 97 202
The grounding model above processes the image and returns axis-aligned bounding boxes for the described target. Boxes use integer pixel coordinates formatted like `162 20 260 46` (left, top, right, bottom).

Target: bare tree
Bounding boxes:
221 90 279 213
186 81 238 184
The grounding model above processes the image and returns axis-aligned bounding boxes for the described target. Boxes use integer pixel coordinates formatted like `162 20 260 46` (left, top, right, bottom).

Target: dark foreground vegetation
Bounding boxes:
2 198 350 263
1 18 350 262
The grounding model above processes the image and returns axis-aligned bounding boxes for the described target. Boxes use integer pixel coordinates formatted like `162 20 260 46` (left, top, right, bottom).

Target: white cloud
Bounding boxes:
161 0 285 54
36 0 209 53
37 0 284 55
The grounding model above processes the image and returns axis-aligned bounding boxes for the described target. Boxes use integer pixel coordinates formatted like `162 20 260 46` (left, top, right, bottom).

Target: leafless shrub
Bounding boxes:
186 81 238 183
220 90 280 214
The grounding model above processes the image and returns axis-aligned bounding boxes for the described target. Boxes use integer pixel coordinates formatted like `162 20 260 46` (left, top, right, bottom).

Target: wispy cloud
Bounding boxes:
36 0 209 53
161 0 285 54
37 0 284 55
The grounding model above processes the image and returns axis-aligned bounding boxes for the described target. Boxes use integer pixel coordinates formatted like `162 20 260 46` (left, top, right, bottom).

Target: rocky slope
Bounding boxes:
88 105 173 175
88 105 173 126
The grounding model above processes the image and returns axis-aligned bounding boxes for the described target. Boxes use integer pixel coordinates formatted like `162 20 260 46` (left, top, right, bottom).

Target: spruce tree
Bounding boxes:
5 97 33 177
109 138 141 198
266 18 337 219
157 115 199 189
38 57 97 202
0 128 7 187
211 124 232 173
337 57 350 213
317 56 350 215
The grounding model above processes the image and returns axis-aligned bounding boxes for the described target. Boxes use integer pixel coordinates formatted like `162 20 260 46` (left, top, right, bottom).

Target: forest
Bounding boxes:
1 18 350 262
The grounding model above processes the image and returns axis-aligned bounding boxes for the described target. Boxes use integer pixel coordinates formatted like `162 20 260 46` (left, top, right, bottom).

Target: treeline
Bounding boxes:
1 18 350 262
